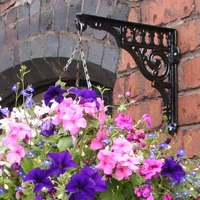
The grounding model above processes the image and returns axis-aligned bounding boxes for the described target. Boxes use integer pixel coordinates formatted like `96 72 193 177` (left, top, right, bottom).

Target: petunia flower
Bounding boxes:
66 173 96 200
161 156 186 183
141 114 151 129
90 130 109 150
24 167 54 193
69 88 100 109
80 165 107 192
40 118 56 136
44 85 66 106
114 113 133 130
46 150 77 176
139 158 163 180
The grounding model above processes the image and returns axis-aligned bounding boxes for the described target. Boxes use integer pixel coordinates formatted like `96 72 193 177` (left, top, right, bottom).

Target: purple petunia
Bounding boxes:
161 156 186 183
24 167 54 193
44 85 66 106
46 150 77 176
69 88 100 109
40 118 56 136
66 165 107 200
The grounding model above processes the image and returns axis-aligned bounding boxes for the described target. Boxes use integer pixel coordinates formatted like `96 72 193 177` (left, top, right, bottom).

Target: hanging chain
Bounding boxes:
60 21 92 90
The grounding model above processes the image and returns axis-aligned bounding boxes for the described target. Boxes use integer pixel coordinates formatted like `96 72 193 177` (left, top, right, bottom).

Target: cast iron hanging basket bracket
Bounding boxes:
76 13 180 135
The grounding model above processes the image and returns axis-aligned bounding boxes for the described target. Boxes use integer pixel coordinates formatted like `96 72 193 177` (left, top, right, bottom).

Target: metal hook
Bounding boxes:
75 18 87 34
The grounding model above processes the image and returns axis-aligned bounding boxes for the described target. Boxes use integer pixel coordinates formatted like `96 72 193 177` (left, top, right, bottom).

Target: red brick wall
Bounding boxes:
113 0 200 157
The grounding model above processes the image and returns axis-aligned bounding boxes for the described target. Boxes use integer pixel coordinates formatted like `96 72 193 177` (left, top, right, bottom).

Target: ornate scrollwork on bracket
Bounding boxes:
76 13 180 135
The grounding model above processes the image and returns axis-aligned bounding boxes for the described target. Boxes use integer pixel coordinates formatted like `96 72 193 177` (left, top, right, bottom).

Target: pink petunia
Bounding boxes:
62 109 87 135
111 138 133 155
163 194 173 200
115 162 132 180
114 113 133 130
118 154 141 171
90 130 109 150
139 158 163 180
141 114 151 129
96 150 116 175
7 144 25 164
52 97 73 125
134 184 154 200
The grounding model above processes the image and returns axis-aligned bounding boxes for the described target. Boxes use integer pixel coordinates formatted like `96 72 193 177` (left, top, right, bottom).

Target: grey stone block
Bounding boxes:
82 0 98 15
0 32 5 49
6 8 17 24
41 0 54 8
0 51 13 72
54 4 67 32
13 44 20 66
59 36 74 58
30 13 39 36
113 3 129 20
98 0 114 17
17 4 30 20
88 41 104 66
17 18 30 40
40 10 53 34
102 47 119 73
6 25 17 45
30 0 40 16
32 37 45 58
67 0 82 33
94 30 107 40
45 35 59 57
21 41 31 63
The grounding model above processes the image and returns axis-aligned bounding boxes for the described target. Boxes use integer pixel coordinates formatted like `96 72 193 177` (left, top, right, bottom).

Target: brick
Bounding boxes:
113 3 129 21
182 56 200 89
195 0 200 15
6 24 17 45
102 47 119 73
31 37 45 59
59 36 74 58
141 0 194 25
67 0 82 33
118 49 137 72
40 9 53 34
88 41 104 66
45 35 59 57
54 3 67 32
17 18 30 40
0 0 16 13
30 0 40 15
113 77 125 105
183 128 200 158
128 7 141 23
126 99 163 129
0 51 13 72
30 13 39 36
6 7 17 24
127 71 159 102
13 44 20 66
177 18 200 53
21 41 31 63
17 4 30 20
178 93 200 125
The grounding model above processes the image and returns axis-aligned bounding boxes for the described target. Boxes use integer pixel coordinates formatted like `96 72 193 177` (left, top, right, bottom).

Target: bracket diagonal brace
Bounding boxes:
76 13 180 135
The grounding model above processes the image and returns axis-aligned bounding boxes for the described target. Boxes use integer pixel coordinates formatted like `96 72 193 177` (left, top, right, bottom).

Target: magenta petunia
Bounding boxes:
114 113 133 130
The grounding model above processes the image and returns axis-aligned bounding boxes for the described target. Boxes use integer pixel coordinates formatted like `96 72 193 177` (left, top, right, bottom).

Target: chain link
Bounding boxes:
60 21 92 90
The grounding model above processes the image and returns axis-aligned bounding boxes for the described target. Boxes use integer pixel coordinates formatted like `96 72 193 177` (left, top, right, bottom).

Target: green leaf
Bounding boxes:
99 190 113 200
87 116 99 128
130 173 143 186
57 136 72 152
21 156 34 174
113 194 125 200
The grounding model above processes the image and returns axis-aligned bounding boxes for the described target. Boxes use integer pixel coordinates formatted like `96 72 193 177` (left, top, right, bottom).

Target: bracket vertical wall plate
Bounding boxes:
76 13 180 135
